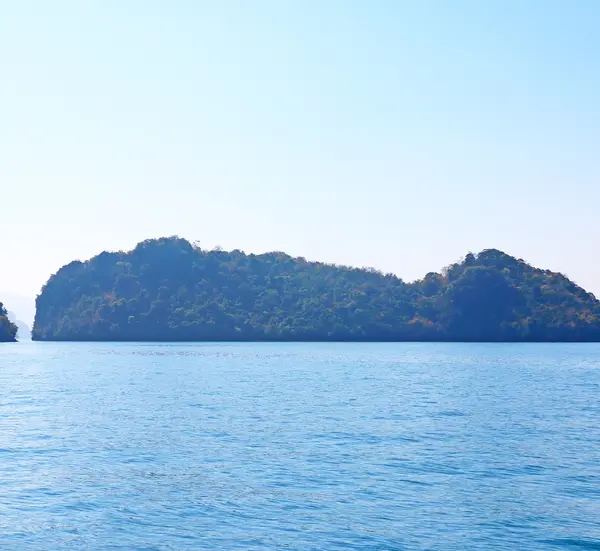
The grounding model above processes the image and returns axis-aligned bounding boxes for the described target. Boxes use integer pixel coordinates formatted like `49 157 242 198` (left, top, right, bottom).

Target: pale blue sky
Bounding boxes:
1 1 599 323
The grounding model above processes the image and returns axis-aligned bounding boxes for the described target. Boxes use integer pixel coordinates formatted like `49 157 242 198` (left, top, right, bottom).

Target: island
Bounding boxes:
32 236 600 342
0 303 18 342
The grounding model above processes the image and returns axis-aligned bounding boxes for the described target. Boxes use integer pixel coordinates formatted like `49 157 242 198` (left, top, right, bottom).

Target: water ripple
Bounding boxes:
0 341 599 549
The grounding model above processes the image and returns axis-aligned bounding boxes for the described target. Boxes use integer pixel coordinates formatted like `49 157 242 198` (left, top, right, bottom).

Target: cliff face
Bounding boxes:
32 237 600 342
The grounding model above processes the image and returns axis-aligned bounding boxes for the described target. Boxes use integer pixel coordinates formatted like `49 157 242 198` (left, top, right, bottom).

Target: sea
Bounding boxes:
1 342 599 550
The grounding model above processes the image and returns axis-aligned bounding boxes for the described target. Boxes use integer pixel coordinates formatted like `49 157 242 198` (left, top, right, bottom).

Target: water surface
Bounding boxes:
1 342 599 550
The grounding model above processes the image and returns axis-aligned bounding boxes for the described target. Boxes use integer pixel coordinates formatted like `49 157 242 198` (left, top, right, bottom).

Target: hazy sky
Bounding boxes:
2 1 599 322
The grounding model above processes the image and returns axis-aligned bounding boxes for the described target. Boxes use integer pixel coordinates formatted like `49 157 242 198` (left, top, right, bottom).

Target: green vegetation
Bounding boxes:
32 237 600 342
0 303 18 342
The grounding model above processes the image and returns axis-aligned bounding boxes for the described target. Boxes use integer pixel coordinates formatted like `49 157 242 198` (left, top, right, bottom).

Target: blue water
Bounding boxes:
1 342 600 550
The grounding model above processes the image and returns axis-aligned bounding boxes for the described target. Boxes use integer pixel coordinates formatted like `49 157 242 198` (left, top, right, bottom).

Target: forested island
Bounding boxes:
32 237 600 342
0 303 18 342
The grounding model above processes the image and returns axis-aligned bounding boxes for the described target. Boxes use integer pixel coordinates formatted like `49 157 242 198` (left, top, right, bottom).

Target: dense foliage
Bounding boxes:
0 303 18 342
33 237 600 342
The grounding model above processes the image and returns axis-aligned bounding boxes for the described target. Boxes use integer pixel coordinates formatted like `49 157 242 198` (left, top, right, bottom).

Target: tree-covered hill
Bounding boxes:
32 237 600 342
0 303 18 342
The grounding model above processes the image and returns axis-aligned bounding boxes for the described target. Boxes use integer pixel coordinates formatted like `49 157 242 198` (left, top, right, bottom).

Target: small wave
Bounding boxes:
539 538 600 550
